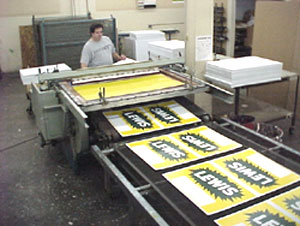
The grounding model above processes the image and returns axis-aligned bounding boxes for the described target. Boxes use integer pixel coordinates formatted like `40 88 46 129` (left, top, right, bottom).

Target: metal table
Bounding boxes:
233 70 299 134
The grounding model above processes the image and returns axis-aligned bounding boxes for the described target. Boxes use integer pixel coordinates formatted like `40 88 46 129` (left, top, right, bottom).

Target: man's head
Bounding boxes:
90 23 104 41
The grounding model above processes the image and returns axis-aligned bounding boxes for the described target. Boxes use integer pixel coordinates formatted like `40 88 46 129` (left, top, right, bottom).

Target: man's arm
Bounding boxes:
81 63 88 69
113 52 126 61
80 42 91 68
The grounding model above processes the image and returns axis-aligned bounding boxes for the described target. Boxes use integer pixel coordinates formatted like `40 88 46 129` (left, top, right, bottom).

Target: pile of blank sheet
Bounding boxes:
205 56 283 88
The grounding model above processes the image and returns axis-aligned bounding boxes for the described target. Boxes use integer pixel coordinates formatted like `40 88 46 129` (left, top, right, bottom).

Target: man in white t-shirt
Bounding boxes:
80 23 126 68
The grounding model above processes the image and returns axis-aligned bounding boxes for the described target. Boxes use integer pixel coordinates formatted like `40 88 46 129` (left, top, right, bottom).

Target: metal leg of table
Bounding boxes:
234 88 240 116
290 75 300 134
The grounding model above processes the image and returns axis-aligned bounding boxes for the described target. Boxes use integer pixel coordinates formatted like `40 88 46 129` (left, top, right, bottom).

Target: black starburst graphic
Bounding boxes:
122 110 153 130
180 132 218 153
149 139 188 161
149 106 180 124
224 158 277 188
284 195 300 217
246 210 295 226
190 168 243 201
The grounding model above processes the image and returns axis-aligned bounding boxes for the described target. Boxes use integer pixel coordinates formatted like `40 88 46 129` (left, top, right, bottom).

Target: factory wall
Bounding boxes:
249 0 300 116
0 0 185 73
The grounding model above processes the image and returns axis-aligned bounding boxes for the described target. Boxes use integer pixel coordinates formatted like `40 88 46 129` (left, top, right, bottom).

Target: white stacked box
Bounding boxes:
19 63 72 85
129 30 165 40
123 30 166 61
204 56 283 88
148 40 185 60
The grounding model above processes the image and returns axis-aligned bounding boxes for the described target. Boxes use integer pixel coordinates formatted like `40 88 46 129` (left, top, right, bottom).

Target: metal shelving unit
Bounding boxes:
213 3 228 55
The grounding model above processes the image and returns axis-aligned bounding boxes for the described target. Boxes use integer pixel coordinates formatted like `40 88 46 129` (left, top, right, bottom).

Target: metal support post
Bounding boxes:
234 87 240 116
290 75 299 134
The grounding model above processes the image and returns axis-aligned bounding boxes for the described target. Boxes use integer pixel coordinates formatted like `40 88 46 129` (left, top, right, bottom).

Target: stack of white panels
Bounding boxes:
129 30 165 40
148 40 185 60
205 56 283 88
123 30 166 61
19 63 72 85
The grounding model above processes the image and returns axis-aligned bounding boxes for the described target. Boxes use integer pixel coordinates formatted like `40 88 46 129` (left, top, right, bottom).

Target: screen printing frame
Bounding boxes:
38 59 234 114
58 67 206 109
91 119 300 226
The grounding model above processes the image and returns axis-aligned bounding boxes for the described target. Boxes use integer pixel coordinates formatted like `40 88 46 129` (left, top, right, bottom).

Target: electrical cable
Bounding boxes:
0 135 39 153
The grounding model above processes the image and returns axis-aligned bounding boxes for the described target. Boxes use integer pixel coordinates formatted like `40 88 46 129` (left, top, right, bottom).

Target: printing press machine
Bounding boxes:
31 59 300 226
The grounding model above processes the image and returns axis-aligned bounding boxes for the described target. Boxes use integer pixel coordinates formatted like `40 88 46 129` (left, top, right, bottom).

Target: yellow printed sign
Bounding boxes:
104 107 161 137
143 100 200 128
127 135 200 170
215 201 299 226
214 148 300 194
73 73 184 101
163 162 255 215
171 126 242 157
163 148 300 215
271 187 300 221
126 125 242 170
103 100 201 137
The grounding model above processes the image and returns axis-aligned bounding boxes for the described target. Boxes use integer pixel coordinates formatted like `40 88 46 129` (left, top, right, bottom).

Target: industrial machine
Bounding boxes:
32 58 211 168
31 59 300 225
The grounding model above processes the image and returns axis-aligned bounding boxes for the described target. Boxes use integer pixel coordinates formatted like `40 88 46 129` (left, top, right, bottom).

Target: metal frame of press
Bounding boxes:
32 59 233 156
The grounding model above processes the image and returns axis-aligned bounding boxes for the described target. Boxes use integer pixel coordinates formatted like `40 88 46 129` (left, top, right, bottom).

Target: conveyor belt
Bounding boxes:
90 97 300 225
110 121 300 225
89 97 210 146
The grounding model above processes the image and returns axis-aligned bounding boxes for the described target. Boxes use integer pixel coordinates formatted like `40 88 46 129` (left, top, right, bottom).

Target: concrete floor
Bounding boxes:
0 72 299 226
0 73 134 226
